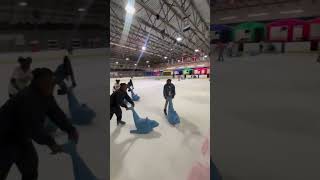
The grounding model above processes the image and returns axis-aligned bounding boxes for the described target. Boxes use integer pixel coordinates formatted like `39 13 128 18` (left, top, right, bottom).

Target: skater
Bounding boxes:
227 42 233 57
127 77 134 92
113 79 121 92
259 41 264 53
0 68 79 180
8 57 33 98
217 42 225 62
110 83 135 125
163 79 176 116
54 56 76 95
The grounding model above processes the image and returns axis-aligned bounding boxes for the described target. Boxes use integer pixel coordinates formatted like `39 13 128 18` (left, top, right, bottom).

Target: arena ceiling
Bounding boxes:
110 0 210 69
212 0 320 24
0 0 107 25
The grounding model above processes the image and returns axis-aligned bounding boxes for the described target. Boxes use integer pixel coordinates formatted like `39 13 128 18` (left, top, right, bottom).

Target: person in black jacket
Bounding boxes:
127 77 134 92
163 79 176 115
54 56 76 95
0 68 78 180
110 83 134 125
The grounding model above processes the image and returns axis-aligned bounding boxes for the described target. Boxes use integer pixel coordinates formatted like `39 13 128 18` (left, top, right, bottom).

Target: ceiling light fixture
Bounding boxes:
220 16 237 21
280 9 304 14
18 2 28 6
125 4 136 14
248 13 268 17
78 8 86 12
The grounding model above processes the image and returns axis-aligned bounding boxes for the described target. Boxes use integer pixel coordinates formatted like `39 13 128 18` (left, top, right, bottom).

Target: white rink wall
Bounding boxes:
0 48 107 63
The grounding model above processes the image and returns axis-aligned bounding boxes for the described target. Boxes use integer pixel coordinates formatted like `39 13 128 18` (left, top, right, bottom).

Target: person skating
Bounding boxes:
54 56 76 95
163 79 176 116
8 57 33 98
0 68 79 180
110 83 135 125
217 42 225 62
127 77 134 92
113 79 121 92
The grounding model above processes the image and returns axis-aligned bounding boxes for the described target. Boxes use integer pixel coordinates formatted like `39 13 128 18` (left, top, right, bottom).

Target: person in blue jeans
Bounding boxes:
163 79 175 116
54 56 76 95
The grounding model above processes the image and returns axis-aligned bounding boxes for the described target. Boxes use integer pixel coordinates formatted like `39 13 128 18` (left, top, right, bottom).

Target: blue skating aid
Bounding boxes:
167 98 180 125
63 141 100 180
129 108 159 134
67 90 96 125
130 90 140 101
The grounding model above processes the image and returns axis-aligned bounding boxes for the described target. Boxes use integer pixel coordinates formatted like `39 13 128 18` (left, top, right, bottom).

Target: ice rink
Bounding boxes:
110 77 210 180
0 53 108 180
213 53 320 180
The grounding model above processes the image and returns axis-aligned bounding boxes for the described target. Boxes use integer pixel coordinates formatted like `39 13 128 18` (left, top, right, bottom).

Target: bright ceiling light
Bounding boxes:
176 37 182 42
134 64 137 66
146 61 149 63
148 65 150 67
126 57 129 60
170 48 173 51
125 4 136 15
204 55 208 58
78 8 86 12
18 2 28 6
195 49 199 52
115 62 119 64
142 46 146 51
164 56 168 59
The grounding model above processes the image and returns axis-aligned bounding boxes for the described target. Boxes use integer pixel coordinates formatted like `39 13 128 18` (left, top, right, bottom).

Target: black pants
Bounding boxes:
0 141 38 180
218 52 224 62
110 107 122 122
56 80 68 94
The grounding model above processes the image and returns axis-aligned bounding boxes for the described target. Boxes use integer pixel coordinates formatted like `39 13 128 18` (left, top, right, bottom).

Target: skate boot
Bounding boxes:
117 120 126 126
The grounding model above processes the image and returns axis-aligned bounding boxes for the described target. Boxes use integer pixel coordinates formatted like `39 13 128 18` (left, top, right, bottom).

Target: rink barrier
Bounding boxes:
0 48 107 64
110 75 209 83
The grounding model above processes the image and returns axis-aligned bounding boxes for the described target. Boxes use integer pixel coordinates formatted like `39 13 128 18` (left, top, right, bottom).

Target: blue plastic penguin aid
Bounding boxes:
130 90 140 101
67 89 96 125
63 141 100 180
129 108 159 134
167 98 180 125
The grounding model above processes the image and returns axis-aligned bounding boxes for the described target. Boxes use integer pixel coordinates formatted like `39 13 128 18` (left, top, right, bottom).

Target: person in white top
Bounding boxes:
113 79 121 92
8 57 33 98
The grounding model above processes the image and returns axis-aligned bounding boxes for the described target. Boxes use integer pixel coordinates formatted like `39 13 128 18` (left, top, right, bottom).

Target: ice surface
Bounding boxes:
110 77 210 180
213 53 320 180
0 55 108 180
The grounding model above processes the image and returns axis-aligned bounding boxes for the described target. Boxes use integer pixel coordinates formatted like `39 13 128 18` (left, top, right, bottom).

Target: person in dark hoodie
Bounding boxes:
163 79 176 116
127 77 134 92
54 56 76 95
110 83 135 125
0 68 78 180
